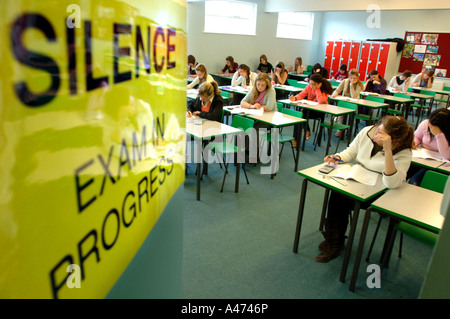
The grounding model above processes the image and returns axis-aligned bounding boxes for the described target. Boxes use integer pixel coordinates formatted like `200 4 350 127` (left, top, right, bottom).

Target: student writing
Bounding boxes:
319 116 414 263
256 54 273 74
231 64 258 88
187 63 214 89
331 64 348 81
218 56 238 75
411 69 434 89
240 73 276 112
187 81 224 122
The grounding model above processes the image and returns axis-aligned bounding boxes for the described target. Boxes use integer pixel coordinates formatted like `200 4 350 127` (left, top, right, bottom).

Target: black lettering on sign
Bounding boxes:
84 21 109 91
78 230 100 280
11 13 61 107
135 25 151 77
49 255 74 299
113 23 132 84
75 159 97 213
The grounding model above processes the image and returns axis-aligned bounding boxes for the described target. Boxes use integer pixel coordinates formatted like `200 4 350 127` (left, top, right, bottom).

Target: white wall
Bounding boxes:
187 0 323 74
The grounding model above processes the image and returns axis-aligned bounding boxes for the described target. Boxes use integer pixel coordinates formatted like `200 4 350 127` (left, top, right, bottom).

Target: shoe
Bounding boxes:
291 140 297 148
315 218 345 263
306 131 311 140
335 130 342 138
315 247 340 263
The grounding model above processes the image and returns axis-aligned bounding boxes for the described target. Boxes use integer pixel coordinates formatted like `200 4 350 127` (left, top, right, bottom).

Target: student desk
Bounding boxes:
360 92 413 118
330 95 389 125
273 84 303 99
186 118 242 200
279 99 356 156
288 73 309 81
349 183 444 292
410 87 450 108
399 91 434 129
245 110 307 175
220 85 251 104
411 157 450 175
293 164 387 284
222 107 307 175
211 73 233 86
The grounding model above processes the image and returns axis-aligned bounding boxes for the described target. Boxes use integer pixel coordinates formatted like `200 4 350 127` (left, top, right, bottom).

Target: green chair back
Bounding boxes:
220 91 230 98
287 79 298 87
393 93 411 99
443 86 450 92
365 96 385 103
282 108 303 118
421 170 449 193
420 90 436 97
306 65 313 72
329 81 340 87
407 87 414 92
337 100 357 111
276 102 284 112
231 115 254 132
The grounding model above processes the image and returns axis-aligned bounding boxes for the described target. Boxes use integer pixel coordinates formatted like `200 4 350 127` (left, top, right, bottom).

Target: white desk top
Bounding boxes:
279 99 356 116
246 111 307 127
186 118 241 139
273 84 303 92
371 183 444 232
298 164 387 202
332 95 388 108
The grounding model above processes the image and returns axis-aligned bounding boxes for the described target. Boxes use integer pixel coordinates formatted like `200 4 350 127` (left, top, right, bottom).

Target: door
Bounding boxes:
330 41 343 77
367 42 380 76
324 41 334 76
348 41 360 71
377 43 390 78
340 41 351 69
359 42 371 80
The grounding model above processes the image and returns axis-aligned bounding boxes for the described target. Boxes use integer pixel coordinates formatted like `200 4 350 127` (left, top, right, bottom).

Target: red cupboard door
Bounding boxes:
340 41 351 68
330 41 343 77
324 41 334 76
359 42 371 80
367 42 380 75
348 42 360 71
377 43 390 78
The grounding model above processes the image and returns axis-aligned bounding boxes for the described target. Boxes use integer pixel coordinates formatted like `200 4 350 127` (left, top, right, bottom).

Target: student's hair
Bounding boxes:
378 116 414 155
339 64 348 72
226 56 235 65
348 69 363 88
250 73 272 102
260 54 268 64
368 69 384 80
188 55 196 65
402 70 412 78
238 64 251 84
295 57 302 67
422 70 435 84
195 63 208 84
312 63 322 72
273 61 287 84
310 73 333 95
198 81 220 97
428 108 450 146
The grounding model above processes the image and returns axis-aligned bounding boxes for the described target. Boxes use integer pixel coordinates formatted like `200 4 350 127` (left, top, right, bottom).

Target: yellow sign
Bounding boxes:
0 0 186 298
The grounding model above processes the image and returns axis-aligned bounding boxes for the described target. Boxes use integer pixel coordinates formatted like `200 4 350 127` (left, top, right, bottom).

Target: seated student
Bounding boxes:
306 63 328 82
231 64 258 88
256 54 274 74
411 69 435 89
218 56 238 75
240 73 276 112
363 70 387 94
187 63 214 89
388 70 412 92
318 115 414 263
408 108 450 185
331 64 348 81
287 57 304 74
271 61 288 85
331 69 364 137
187 55 198 77
187 81 224 122
289 73 333 142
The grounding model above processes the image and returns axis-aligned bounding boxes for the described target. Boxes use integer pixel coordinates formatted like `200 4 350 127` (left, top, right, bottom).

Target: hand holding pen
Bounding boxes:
324 154 343 165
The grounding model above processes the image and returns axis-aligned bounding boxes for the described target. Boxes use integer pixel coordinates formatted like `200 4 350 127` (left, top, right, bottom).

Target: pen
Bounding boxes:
327 155 343 163
331 176 347 186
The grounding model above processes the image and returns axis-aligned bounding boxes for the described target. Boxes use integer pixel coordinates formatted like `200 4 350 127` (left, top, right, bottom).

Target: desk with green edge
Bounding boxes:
293 164 387 284
211 73 233 86
288 73 309 81
219 85 251 105
279 99 356 156
360 92 413 117
330 95 389 125
273 84 303 99
400 91 434 129
349 183 444 292
186 118 242 200
410 87 450 108
245 110 307 175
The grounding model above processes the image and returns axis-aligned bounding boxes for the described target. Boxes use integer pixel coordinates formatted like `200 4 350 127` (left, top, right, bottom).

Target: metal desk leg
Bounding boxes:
294 124 302 172
293 179 308 253
380 218 397 272
324 117 334 156
319 189 330 231
340 201 361 283
349 207 372 292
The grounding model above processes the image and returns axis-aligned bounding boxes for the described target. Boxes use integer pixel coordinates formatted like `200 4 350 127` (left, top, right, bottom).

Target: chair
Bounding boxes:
303 65 313 76
259 108 303 173
353 96 381 136
220 91 232 106
314 100 356 153
205 115 255 192
329 80 341 87
433 86 450 108
393 93 412 117
366 170 447 262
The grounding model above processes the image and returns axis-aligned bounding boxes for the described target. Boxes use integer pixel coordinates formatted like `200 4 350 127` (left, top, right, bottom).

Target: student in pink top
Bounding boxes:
408 108 450 185
289 73 333 142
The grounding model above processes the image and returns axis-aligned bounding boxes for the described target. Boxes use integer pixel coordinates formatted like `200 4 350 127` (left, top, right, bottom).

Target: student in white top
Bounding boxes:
187 63 214 90
231 64 258 88
388 70 412 92
317 116 414 263
411 69 434 89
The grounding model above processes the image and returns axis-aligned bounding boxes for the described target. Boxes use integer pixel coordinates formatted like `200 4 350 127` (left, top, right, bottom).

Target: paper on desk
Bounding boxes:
412 148 449 162
224 107 263 116
331 164 379 186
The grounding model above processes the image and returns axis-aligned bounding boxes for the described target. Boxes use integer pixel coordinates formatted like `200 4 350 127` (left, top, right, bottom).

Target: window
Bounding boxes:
204 0 257 36
276 12 314 40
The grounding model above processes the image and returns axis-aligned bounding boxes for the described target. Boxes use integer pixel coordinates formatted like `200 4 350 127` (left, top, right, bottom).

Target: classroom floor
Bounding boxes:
183 115 434 299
